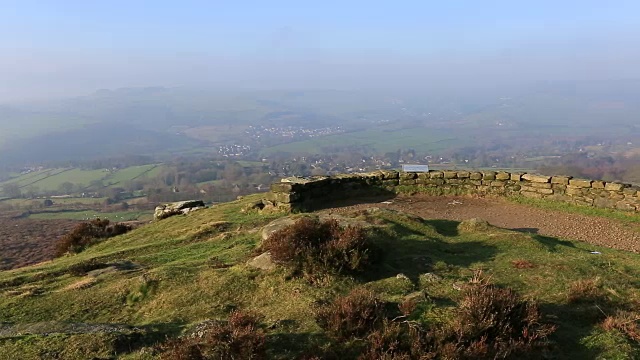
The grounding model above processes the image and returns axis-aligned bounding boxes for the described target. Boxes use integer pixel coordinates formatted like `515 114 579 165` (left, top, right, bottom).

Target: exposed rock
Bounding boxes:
247 252 276 270
420 272 442 283
396 273 410 280
457 218 492 233
261 217 298 241
154 200 206 220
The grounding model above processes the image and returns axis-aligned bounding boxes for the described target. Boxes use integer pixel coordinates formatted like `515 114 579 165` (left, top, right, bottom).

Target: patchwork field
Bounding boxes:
0 164 164 195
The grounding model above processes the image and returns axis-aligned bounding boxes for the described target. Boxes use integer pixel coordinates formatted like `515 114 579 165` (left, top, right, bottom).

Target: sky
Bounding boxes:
1 0 640 101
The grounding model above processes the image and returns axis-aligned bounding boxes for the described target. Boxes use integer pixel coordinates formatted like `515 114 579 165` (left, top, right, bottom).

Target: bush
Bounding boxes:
316 288 386 341
262 217 374 277
450 274 556 359
346 274 556 360
54 218 132 257
159 310 266 360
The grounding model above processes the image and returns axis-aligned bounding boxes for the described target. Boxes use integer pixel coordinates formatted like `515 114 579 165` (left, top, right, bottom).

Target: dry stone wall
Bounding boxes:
265 170 640 212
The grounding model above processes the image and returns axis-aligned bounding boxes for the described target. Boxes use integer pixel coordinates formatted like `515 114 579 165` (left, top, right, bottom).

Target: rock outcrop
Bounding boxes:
154 200 206 220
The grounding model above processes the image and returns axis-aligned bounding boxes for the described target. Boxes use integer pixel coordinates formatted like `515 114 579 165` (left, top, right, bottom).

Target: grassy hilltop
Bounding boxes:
1 194 639 359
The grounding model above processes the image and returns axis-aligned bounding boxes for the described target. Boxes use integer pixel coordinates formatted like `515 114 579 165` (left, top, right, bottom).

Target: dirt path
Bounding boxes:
326 194 640 253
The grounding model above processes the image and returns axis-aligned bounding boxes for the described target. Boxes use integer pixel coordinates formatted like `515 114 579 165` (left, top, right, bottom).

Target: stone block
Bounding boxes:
551 176 570 185
457 171 470 178
510 173 523 181
531 182 552 189
490 180 506 187
616 201 636 211
399 179 417 185
521 191 544 199
569 179 592 188
482 171 497 180
400 172 417 180
574 198 594 206
270 183 293 193
535 188 554 195
429 171 444 179
566 186 584 196
443 171 457 179
380 170 399 179
522 174 551 183
591 181 605 189
495 172 510 180
623 186 639 196
470 180 483 186
469 172 483 180
605 183 625 191
594 197 617 208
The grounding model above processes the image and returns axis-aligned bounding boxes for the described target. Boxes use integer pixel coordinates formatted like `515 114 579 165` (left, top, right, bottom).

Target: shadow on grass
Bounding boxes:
303 190 397 212
427 219 459 237
266 331 340 358
532 234 576 252
362 218 498 283
540 302 615 360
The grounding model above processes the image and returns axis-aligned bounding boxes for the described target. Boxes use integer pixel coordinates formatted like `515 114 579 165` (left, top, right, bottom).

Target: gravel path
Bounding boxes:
326 195 640 253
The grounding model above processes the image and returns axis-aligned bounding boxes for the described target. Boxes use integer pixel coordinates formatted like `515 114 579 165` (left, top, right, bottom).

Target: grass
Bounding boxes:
0 194 639 358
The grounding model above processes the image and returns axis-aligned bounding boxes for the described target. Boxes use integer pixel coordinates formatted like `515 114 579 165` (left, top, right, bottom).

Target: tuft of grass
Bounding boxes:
567 278 606 304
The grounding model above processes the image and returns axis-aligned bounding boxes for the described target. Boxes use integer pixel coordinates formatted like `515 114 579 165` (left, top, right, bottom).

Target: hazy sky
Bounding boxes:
1 0 640 101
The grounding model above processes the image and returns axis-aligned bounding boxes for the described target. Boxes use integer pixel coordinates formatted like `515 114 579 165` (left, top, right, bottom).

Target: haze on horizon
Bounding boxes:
2 0 640 102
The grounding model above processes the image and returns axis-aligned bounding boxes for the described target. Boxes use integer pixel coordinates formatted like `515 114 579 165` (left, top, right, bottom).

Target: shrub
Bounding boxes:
159 310 266 360
54 218 132 257
316 288 385 340
451 274 556 359
355 274 556 360
262 217 374 277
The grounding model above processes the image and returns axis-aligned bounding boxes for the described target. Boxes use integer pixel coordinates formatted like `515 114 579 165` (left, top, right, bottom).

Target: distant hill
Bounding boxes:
0 122 198 166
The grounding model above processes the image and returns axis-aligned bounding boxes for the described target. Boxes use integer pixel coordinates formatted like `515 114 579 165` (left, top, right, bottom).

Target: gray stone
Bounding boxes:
154 200 206 220
605 183 625 191
247 252 276 270
522 174 550 183
569 179 592 188
551 176 570 185
261 217 298 240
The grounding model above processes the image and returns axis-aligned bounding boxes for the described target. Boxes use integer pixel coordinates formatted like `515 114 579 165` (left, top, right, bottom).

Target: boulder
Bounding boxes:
457 218 492 233
154 200 206 220
247 252 276 270
261 217 298 240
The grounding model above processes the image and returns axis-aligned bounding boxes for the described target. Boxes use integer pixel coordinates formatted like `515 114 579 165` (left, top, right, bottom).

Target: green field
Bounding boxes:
0 164 164 195
261 127 468 155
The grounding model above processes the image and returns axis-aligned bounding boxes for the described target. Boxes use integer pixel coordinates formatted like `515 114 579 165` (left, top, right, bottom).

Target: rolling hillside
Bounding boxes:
1 194 639 358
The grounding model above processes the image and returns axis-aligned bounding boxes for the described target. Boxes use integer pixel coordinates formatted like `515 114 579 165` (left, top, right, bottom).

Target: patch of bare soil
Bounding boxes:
0 213 79 270
323 194 640 253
